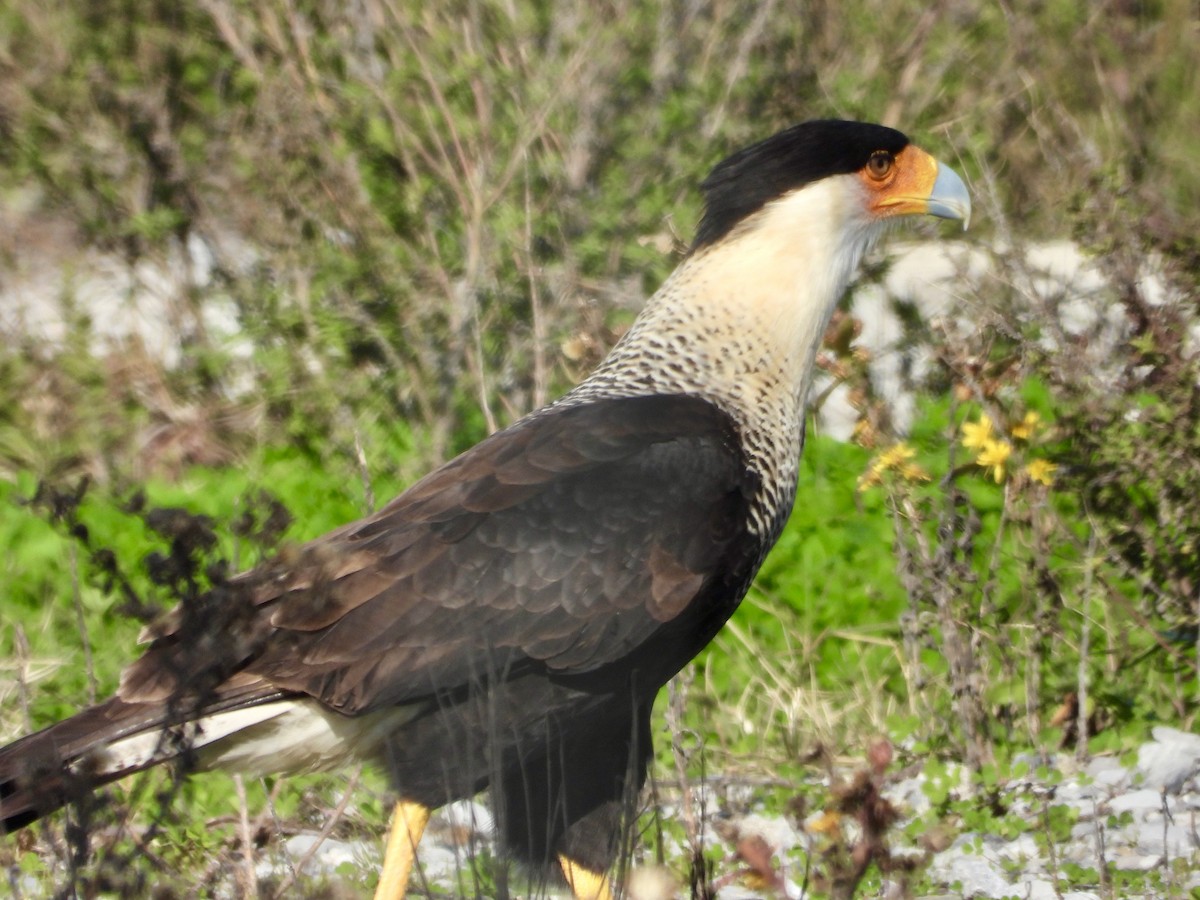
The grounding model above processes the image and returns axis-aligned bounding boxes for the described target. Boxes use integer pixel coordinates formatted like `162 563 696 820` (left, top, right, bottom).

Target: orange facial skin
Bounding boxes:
858 144 945 220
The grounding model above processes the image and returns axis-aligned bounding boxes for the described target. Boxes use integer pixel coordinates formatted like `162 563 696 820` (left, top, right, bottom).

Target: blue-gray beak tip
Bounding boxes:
929 164 971 231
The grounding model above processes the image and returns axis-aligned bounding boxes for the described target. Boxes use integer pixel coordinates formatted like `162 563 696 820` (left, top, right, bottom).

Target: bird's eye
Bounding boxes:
866 151 894 180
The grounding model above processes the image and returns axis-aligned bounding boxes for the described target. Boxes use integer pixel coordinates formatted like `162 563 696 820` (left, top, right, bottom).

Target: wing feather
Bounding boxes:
120 395 761 718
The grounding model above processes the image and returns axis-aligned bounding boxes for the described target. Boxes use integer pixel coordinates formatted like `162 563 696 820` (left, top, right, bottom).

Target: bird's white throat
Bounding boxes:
578 175 883 438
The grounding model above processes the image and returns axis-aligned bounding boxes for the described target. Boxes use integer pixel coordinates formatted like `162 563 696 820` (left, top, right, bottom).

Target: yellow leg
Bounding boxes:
374 800 431 900
559 855 615 900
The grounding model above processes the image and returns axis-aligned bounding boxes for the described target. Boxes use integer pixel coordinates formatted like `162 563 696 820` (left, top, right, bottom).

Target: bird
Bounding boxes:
0 119 969 899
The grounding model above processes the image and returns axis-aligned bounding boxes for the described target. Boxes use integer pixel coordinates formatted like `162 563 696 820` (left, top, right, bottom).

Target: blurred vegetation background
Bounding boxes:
1 0 1199 895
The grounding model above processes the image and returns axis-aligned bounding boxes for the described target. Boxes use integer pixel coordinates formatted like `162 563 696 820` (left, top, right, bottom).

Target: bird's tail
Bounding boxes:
1 685 291 833
0 697 181 832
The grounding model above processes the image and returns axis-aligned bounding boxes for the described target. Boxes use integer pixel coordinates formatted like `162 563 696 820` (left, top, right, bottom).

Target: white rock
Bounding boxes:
937 854 1011 898
433 798 495 838
408 843 464 883
256 833 371 886
812 378 860 442
1018 879 1100 900
281 832 364 871
992 832 1042 865
731 812 801 854
0 226 254 372
1084 756 1130 788
928 839 1013 898
1137 727 1200 793
1056 779 1100 803
884 775 932 817
1129 819 1195 857
1070 819 1098 841
1110 851 1162 871
1107 788 1166 815
716 887 769 900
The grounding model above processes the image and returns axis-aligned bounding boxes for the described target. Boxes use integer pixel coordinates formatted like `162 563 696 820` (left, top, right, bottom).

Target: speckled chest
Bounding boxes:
553 282 808 545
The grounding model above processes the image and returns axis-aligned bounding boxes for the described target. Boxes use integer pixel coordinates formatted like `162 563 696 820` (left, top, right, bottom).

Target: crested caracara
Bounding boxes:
0 119 970 899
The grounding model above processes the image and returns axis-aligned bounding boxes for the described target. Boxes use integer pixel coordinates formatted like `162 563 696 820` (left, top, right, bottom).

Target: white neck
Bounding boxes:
561 176 886 535
576 176 882 431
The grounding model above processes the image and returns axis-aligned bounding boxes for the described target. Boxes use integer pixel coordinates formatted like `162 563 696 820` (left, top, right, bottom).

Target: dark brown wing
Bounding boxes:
123 395 759 716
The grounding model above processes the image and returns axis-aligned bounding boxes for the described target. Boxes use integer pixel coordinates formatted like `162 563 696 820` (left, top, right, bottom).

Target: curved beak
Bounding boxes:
871 147 972 231
926 162 971 230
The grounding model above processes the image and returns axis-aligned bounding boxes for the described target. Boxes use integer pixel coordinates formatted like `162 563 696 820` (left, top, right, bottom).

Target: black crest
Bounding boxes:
692 120 910 250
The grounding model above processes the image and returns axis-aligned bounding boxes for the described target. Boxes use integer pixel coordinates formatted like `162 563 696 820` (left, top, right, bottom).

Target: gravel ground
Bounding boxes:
246 727 1200 898
910 727 1200 899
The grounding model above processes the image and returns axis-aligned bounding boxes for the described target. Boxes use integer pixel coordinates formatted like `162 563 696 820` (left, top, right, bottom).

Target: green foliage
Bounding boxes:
2 0 1200 894
0 429 413 733
751 435 904 662
3 0 1195 466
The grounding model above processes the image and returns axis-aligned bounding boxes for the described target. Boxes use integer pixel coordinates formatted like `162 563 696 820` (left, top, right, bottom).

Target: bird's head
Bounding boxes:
574 119 969 449
692 119 970 254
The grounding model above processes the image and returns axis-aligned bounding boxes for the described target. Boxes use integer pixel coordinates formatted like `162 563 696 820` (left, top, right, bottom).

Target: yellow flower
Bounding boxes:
877 442 916 469
806 809 843 838
858 442 925 489
1026 458 1057 486
858 470 882 490
1011 411 1042 441
961 415 994 450
975 439 1012 483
